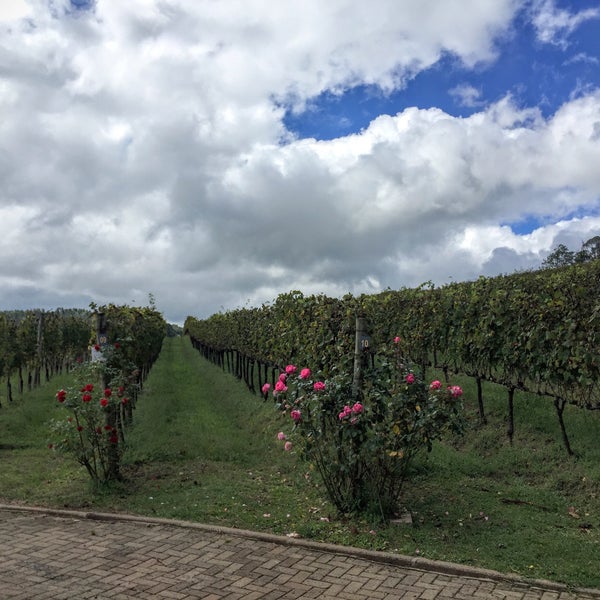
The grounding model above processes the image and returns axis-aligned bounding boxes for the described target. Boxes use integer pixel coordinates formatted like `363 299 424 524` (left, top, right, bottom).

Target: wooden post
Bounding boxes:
507 387 515 445
352 316 369 400
95 312 121 481
477 377 487 424
35 311 44 387
554 396 574 456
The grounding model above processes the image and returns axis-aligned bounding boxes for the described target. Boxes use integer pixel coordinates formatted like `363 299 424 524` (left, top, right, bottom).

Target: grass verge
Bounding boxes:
1 336 599 589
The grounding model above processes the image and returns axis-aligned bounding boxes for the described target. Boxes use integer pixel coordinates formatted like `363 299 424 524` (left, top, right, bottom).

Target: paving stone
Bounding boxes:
0 506 598 600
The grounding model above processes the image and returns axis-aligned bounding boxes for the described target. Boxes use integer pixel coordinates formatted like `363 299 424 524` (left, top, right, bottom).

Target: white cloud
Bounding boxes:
531 0 600 48
0 1 599 323
449 83 485 107
0 0 31 21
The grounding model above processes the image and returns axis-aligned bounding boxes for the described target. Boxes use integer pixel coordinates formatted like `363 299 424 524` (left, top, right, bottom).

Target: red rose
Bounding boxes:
100 398 108 407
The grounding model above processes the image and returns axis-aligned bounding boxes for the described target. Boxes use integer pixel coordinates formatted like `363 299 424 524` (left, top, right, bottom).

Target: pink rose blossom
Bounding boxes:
261 383 271 394
352 402 363 414
299 368 311 380
405 373 415 384
285 364 297 374
290 409 302 422
429 380 442 390
284 441 293 451
338 405 352 420
277 432 286 440
394 336 401 344
448 385 463 398
275 380 288 393
313 381 325 391
279 372 287 382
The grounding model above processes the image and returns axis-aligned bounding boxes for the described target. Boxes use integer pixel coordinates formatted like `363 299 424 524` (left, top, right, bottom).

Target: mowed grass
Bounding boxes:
1 336 599 589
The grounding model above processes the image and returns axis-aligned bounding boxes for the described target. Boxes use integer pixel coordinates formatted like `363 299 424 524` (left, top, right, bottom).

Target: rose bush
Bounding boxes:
49 343 138 484
267 343 465 519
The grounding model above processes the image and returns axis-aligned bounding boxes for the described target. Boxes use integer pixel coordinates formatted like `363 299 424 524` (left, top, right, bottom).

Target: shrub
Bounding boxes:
269 341 465 519
49 344 137 484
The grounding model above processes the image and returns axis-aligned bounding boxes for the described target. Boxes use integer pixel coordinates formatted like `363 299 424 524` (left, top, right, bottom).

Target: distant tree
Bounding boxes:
166 323 183 337
575 235 600 263
542 236 600 269
541 243 575 268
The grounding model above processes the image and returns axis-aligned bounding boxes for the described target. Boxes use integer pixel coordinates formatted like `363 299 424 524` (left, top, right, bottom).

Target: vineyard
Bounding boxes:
0 304 166 405
0 298 599 585
184 260 600 454
1 303 166 482
0 308 91 405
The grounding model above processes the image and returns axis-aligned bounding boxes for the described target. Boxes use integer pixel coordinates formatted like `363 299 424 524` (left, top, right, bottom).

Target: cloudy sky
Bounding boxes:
1 0 599 324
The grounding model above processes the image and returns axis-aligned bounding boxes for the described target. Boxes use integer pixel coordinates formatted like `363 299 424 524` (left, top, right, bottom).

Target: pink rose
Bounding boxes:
279 373 287 382
275 381 288 393
394 336 401 344
284 441 293 451
352 402 363 414
313 381 325 391
448 385 463 398
277 432 286 440
261 383 271 394
290 409 302 422
429 380 442 390
405 373 415 384
285 364 297 374
339 405 352 420
299 368 311 380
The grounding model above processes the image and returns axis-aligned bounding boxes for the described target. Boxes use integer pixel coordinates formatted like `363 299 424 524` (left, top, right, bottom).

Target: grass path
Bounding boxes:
126 333 276 464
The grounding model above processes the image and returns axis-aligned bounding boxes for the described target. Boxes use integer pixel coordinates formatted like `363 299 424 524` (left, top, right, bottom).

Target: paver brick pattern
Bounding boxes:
0 507 598 599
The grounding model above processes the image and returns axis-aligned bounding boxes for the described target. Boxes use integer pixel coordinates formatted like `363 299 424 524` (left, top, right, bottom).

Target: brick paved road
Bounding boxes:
1 506 598 599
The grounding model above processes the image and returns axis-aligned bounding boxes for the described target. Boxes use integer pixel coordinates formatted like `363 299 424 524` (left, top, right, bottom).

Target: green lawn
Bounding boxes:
1 336 599 589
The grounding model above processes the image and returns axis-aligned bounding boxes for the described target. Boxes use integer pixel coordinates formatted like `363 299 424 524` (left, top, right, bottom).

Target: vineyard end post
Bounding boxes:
352 315 370 400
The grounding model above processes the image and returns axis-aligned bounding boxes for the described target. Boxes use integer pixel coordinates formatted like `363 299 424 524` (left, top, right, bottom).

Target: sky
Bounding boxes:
0 0 599 324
